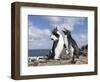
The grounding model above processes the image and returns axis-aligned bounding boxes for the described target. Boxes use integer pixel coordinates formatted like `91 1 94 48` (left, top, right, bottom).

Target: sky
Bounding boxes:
28 15 88 49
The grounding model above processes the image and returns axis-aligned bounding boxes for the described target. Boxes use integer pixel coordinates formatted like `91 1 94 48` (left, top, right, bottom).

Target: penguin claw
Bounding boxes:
76 56 79 59
71 61 76 64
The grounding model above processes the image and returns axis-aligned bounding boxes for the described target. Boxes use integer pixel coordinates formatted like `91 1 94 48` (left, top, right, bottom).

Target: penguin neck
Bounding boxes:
64 34 69 49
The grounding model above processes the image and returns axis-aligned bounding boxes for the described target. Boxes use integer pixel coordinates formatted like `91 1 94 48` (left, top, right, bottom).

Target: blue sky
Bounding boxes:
28 15 88 49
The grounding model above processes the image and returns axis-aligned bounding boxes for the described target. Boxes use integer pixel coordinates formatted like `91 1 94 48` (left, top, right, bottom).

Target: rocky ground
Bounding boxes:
28 55 88 66
28 45 88 66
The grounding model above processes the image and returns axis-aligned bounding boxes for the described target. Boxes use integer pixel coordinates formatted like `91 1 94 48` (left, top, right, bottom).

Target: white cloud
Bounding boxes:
45 16 61 23
44 16 86 31
62 17 86 31
29 25 50 39
59 24 73 31
72 33 88 48
44 16 63 30
28 21 52 49
80 34 87 42
28 16 87 49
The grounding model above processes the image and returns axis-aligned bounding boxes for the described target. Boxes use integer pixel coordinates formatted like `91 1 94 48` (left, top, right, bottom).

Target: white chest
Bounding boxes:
54 36 64 59
64 35 68 49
